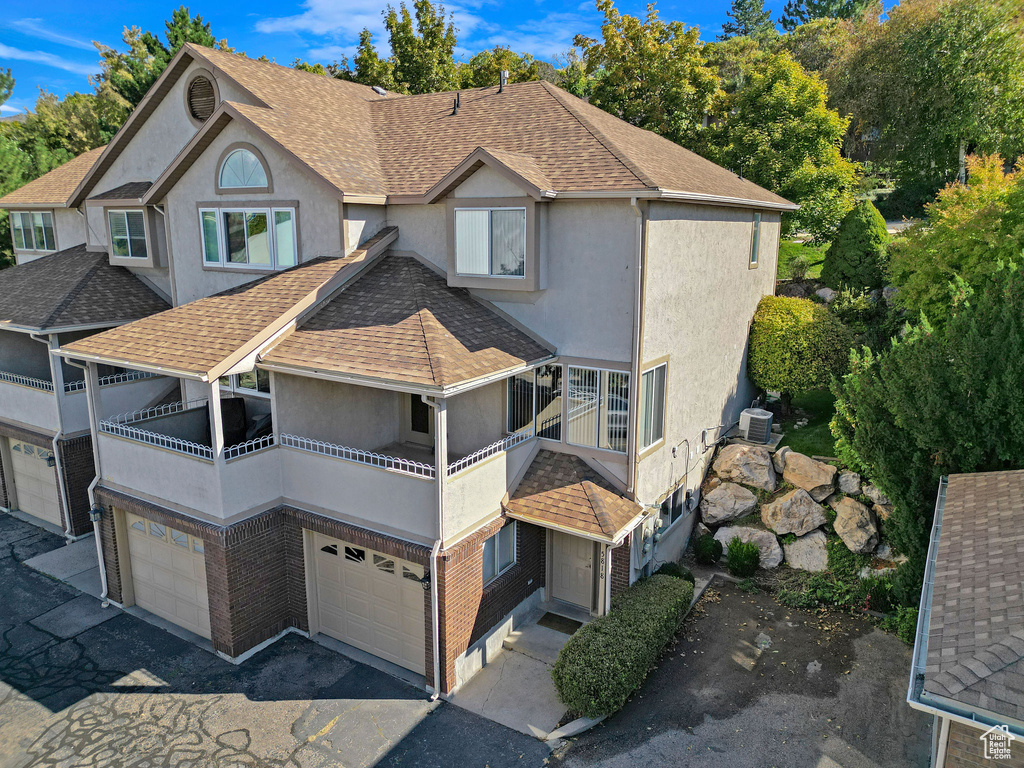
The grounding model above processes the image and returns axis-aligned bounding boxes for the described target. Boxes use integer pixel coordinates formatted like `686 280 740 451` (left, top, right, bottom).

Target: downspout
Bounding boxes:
627 197 647 496
32 333 74 540
422 394 444 698
67 359 110 607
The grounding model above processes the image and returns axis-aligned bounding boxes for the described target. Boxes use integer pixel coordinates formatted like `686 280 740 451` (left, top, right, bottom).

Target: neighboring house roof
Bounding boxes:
262 254 552 390
110 44 793 210
60 227 397 380
503 450 644 543
0 243 169 332
0 146 106 207
89 181 153 202
922 470 1024 723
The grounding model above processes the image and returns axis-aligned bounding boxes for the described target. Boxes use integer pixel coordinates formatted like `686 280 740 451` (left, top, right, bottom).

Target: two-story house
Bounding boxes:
1 44 794 695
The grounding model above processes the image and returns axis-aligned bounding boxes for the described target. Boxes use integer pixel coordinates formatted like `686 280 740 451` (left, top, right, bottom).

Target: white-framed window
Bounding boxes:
483 521 516 585
218 369 271 397
749 212 762 267
219 148 268 189
107 209 148 259
639 363 667 450
660 486 689 530
566 366 630 453
11 211 56 252
200 207 297 269
454 207 526 277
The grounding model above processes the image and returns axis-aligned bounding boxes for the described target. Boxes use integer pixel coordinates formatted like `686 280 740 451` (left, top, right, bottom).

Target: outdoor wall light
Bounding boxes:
419 573 432 591
46 456 56 468
88 506 104 523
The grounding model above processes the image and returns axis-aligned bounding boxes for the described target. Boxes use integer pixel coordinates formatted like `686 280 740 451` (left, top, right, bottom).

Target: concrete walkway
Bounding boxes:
24 537 102 598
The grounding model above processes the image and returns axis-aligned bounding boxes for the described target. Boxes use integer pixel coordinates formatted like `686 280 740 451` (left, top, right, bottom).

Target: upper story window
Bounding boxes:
639 363 667 450
219 370 270 397
566 366 630 453
107 210 148 259
749 212 762 268
11 211 55 252
455 207 526 277
219 148 269 190
200 207 297 270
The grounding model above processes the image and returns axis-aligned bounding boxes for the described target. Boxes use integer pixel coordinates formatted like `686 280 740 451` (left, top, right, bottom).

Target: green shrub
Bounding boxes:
829 288 896 352
552 575 694 717
694 534 723 565
821 200 889 290
880 605 919 645
748 296 853 411
826 536 870 580
726 538 760 578
656 561 695 585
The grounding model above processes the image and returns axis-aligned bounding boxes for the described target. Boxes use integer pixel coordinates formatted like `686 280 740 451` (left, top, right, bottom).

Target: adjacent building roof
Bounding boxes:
59 228 397 379
262 254 552 390
504 450 644 543
0 244 169 332
89 181 153 202
921 470 1024 723
0 146 105 207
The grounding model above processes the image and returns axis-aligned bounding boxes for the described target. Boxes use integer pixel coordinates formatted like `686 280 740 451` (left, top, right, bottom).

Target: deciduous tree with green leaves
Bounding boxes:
460 46 540 89
573 0 722 148
384 0 460 94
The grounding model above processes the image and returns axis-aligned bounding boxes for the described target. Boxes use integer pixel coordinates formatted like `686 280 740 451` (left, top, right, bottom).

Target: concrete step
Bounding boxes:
502 624 571 666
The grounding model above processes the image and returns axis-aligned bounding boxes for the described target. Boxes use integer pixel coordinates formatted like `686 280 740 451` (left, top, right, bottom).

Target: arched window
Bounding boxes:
219 148 269 190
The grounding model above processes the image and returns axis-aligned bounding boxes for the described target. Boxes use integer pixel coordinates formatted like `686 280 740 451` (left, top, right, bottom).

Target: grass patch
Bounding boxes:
778 389 836 458
778 240 827 281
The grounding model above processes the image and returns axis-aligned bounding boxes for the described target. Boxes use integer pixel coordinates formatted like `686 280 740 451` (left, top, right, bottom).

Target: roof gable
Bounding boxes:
0 147 105 208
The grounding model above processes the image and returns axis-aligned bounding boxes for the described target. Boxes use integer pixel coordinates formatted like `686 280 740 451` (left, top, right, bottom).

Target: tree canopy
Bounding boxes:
719 0 777 42
779 0 873 32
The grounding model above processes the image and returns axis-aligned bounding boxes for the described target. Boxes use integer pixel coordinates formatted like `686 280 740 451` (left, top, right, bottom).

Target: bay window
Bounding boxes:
483 522 516 585
107 210 148 259
639 363 667 450
455 207 526 277
11 211 56 252
566 366 630 453
200 207 297 269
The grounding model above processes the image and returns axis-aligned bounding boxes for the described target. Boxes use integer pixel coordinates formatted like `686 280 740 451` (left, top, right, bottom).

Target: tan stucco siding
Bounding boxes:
636 202 780 558
53 209 83 250
446 381 505 457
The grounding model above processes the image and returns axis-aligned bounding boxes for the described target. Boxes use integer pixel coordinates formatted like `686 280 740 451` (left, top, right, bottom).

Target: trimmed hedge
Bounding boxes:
551 575 694 718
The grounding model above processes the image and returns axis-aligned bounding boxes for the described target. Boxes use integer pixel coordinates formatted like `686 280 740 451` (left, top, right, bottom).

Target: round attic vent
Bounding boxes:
187 75 216 122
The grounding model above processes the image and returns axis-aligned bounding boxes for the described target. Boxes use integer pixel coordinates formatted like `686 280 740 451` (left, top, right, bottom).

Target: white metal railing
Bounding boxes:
106 398 209 426
280 433 436 479
64 370 161 393
100 420 214 460
225 433 276 461
446 428 535 477
0 369 54 392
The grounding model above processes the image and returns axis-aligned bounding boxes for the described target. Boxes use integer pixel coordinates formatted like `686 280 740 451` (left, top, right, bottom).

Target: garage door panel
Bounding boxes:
313 533 426 675
8 440 62 527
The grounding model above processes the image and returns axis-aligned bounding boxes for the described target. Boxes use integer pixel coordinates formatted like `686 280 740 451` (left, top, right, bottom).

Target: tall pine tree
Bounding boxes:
719 0 776 41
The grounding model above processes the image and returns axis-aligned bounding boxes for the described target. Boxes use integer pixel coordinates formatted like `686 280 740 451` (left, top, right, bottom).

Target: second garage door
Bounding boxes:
312 532 426 674
8 440 62 527
127 512 211 639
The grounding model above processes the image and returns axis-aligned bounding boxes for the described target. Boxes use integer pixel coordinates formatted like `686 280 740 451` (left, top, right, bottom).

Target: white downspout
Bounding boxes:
627 198 645 495
67 359 110 607
422 394 446 698
33 333 74 540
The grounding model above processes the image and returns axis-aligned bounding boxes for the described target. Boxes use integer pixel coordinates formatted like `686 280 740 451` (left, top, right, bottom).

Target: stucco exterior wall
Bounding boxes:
637 201 781 561
53 208 84 249
447 381 505 457
165 120 345 304
344 203 386 252
0 330 51 380
452 165 526 198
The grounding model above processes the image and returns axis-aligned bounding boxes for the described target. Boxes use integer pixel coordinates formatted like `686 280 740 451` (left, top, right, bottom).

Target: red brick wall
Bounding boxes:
56 434 95 537
945 721 1024 767
436 518 545 692
610 533 632 598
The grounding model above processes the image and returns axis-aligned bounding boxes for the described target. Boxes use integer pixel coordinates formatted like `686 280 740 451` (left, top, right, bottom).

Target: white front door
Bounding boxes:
7 439 62 527
551 531 594 609
312 532 426 674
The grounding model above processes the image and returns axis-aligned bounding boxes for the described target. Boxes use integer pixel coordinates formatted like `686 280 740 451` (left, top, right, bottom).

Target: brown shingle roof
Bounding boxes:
0 243 169 331
504 450 643 542
89 181 153 201
923 470 1024 721
0 146 105 207
262 254 552 389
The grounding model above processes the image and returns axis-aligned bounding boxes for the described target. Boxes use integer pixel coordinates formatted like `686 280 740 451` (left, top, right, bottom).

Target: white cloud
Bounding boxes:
471 11 596 59
0 104 23 114
10 18 98 51
255 0 389 38
306 44 356 61
0 43 98 76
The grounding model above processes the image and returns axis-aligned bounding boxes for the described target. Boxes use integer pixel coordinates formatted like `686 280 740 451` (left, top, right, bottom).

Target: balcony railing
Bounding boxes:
446 428 535 477
64 370 161 393
100 398 213 460
225 433 276 461
280 433 436 479
0 369 54 392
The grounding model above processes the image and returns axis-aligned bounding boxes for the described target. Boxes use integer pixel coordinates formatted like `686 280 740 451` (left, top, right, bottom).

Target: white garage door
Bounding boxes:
127 512 211 639
312 532 426 674
8 440 62 527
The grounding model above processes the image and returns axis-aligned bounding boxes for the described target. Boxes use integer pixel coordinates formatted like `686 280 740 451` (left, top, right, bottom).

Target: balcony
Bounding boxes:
0 368 58 432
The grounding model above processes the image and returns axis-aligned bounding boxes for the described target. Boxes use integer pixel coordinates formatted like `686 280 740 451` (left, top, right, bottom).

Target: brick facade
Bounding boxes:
56 434 95 536
610 532 631 598
944 720 1024 767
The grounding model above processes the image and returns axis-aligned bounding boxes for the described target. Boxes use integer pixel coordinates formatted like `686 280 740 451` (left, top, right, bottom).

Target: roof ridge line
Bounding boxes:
939 629 1024 696
40 253 106 329
409 260 443 388
539 81 658 191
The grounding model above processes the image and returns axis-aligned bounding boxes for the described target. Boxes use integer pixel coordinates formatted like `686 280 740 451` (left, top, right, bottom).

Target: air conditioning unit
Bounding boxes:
739 408 773 444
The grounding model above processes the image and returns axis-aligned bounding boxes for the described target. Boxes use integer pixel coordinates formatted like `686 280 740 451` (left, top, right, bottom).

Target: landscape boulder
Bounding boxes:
783 530 828 572
777 282 811 298
816 287 837 303
833 497 879 554
713 444 777 492
883 286 898 306
760 489 828 536
838 471 862 496
706 476 722 492
713 526 784 569
772 446 791 474
863 484 890 506
782 452 837 502
700 483 758 525
872 503 893 522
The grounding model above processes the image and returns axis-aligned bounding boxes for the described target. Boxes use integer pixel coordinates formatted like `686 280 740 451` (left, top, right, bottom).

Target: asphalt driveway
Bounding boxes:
553 582 932 768
0 513 550 768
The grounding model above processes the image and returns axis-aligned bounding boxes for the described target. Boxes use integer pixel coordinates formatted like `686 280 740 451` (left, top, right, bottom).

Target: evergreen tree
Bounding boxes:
780 0 872 32
719 0 776 41
821 199 889 290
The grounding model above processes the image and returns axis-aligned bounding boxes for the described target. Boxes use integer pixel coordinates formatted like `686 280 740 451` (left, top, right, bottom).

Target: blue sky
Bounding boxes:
2 0 802 114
